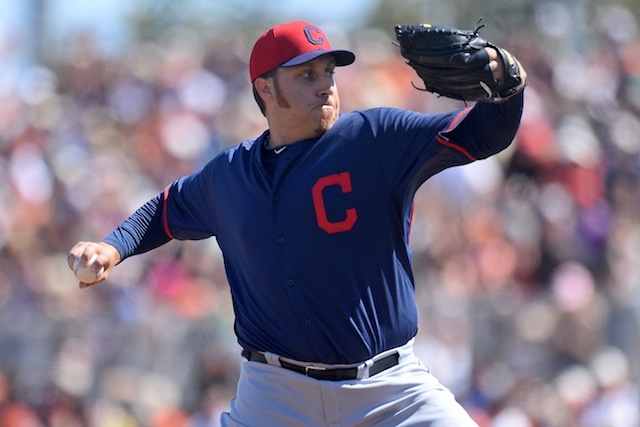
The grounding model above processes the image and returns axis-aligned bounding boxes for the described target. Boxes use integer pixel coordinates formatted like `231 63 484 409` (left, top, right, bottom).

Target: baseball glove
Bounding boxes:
394 22 524 103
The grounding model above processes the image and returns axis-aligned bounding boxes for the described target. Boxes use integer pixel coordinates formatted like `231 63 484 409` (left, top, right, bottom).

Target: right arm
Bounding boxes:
67 193 171 289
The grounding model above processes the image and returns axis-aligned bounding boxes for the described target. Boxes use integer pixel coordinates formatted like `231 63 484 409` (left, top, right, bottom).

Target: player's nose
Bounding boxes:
317 73 336 96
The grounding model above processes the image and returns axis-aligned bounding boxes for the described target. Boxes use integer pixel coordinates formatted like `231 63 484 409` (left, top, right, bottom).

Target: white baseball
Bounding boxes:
73 253 104 283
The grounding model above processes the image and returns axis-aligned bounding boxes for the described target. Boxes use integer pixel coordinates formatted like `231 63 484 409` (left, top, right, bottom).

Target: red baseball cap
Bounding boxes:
249 21 356 82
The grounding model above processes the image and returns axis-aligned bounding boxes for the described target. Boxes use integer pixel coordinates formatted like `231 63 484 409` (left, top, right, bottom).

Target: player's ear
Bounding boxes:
254 77 274 102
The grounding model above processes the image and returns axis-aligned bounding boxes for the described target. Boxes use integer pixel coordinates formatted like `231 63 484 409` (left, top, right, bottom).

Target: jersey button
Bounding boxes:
278 237 285 244
287 279 295 287
304 320 312 327
273 194 280 201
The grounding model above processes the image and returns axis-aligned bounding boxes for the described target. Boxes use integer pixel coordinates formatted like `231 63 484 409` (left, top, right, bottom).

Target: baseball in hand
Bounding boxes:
73 253 104 283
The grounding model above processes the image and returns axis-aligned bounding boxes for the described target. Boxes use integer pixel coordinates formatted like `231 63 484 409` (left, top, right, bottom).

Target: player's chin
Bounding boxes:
318 107 339 129
316 119 337 136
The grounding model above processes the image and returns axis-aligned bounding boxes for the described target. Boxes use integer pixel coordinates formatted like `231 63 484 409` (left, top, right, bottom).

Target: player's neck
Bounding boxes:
267 129 318 148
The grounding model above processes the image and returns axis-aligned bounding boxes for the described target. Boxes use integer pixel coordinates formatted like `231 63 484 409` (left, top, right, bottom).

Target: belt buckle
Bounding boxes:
304 365 327 376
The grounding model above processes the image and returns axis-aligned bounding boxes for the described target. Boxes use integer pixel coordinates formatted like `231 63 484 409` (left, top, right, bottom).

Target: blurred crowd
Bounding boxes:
1 4 640 427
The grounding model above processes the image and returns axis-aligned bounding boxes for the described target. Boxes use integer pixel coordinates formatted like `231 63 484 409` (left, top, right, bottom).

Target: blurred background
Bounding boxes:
1 0 639 426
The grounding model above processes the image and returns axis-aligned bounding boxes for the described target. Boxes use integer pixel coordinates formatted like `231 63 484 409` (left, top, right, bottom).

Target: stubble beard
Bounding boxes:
274 80 339 137
316 106 339 136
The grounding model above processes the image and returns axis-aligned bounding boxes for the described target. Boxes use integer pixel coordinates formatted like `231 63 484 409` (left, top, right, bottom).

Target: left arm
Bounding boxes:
442 89 525 160
441 47 527 159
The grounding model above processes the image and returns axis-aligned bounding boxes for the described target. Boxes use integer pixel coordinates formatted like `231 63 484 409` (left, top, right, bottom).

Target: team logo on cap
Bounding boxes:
304 26 324 45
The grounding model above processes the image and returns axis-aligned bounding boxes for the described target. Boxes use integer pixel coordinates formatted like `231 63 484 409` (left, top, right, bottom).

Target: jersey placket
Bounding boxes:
269 146 322 357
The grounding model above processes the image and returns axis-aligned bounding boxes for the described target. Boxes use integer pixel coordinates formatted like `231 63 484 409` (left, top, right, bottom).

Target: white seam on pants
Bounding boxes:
320 381 341 426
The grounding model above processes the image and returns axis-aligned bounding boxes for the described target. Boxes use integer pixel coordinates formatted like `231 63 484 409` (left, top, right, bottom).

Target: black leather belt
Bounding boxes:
241 350 399 381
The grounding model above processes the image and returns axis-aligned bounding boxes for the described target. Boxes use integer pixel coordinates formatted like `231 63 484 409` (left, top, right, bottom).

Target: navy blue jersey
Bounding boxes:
104 95 523 364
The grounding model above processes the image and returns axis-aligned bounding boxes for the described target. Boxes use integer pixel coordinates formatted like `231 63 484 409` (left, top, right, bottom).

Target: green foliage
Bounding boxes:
122 0 639 48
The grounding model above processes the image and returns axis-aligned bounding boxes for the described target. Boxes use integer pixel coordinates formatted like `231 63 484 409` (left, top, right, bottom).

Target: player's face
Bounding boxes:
271 55 340 137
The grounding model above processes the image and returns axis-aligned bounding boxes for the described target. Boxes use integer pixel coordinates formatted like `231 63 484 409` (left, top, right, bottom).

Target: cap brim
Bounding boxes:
281 49 356 68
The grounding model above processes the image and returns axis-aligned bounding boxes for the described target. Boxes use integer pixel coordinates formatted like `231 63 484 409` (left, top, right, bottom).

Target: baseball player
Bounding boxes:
69 20 527 426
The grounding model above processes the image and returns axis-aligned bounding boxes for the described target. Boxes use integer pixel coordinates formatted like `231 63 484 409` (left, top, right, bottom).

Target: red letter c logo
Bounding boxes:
312 172 358 234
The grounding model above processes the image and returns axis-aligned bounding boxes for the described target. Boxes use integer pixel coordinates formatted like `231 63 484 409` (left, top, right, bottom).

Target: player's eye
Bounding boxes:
300 70 315 80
